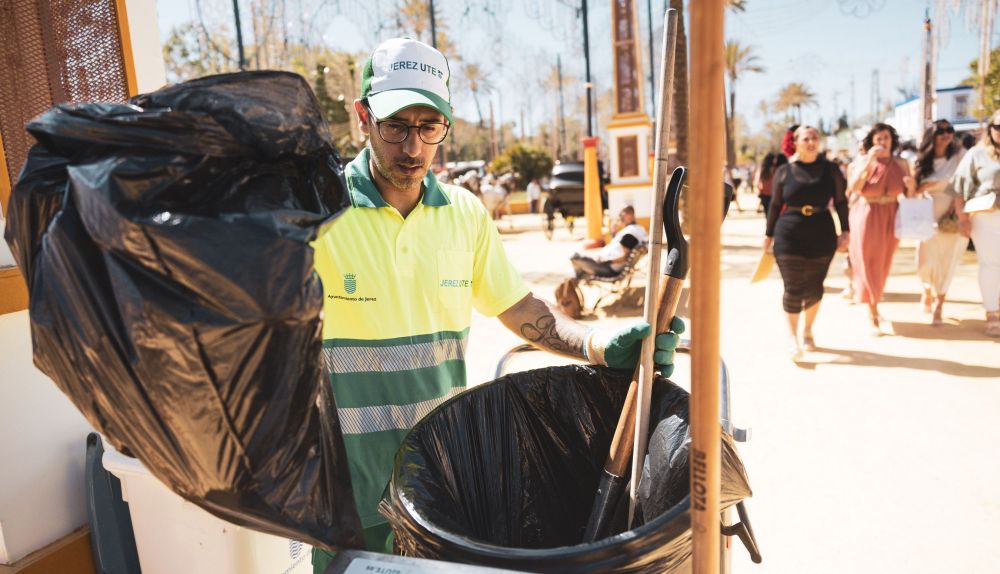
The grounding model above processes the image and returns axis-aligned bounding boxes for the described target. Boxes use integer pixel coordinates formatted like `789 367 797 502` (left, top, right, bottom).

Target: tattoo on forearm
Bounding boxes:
519 313 576 354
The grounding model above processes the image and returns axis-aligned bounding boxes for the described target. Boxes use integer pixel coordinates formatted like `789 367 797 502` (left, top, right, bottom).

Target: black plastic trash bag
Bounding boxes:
382 365 751 573
4 71 363 550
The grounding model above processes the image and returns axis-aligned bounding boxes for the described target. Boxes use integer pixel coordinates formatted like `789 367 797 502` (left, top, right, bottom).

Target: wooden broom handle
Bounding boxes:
604 275 685 477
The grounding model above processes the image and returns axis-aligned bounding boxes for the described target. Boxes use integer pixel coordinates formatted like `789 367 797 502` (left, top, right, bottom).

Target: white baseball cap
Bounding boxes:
361 38 452 122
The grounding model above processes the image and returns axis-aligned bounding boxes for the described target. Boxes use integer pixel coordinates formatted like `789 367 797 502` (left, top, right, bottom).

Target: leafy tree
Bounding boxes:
488 142 554 186
314 64 350 125
397 0 460 64
162 23 238 82
162 20 365 155
963 46 1000 117
448 117 491 161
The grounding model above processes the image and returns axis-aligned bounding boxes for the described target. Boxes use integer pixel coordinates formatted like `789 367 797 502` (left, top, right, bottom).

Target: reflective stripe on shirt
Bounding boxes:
336 387 465 435
322 336 468 374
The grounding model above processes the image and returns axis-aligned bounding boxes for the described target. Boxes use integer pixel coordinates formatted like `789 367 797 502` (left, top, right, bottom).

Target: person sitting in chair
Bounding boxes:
571 205 648 278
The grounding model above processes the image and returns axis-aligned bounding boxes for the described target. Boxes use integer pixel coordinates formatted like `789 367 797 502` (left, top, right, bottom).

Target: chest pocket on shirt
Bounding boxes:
437 250 473 309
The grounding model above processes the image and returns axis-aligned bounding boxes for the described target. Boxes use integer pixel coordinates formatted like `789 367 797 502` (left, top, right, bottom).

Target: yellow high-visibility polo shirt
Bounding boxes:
311 148 529 527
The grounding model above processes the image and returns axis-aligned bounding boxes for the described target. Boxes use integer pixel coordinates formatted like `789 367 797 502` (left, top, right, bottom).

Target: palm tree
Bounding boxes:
724 40 764 170
774 82 817 123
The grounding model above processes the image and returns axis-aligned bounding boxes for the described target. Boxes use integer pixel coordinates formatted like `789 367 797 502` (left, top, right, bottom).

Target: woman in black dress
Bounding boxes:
763 126 851 359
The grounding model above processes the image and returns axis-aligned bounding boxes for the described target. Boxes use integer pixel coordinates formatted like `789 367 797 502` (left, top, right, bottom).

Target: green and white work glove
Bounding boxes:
583 317 686 377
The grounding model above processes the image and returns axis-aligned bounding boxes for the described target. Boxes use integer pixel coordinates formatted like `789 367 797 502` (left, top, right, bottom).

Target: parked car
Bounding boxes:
447 160 486 181
543 161 607 239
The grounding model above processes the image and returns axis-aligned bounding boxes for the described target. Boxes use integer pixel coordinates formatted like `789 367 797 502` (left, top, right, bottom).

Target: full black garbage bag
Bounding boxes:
3 71 364 549
382 365 752 573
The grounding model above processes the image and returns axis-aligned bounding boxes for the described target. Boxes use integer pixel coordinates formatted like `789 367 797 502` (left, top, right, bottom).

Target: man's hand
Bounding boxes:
585 317 686 376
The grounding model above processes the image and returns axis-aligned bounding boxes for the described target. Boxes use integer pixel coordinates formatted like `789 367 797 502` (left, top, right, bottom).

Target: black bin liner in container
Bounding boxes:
382 365 752 573
4 71 363 550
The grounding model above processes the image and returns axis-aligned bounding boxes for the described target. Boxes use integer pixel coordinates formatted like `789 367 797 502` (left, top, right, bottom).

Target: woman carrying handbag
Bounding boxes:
952 110 1000 337
913 120 968 326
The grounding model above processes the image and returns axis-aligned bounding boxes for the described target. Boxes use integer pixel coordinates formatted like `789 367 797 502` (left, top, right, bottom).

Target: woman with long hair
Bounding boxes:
763 126 850 359
913 119 968 326
846 123 916 333
754 152 788 214
952 110 1000 336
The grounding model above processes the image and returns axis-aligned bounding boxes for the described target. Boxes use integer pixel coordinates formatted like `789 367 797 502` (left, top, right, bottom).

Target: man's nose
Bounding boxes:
402 132 424 157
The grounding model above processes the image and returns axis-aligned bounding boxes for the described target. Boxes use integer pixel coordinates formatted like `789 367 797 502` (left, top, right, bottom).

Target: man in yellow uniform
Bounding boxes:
311 38 682 572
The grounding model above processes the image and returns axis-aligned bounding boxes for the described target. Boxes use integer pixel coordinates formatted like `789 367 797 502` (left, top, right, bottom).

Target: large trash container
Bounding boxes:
102 438 313 574
382 365 752 573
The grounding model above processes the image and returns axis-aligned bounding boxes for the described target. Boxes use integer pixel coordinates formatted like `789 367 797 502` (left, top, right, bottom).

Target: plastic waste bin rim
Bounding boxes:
100 437 148 477
390 365 695 559
393 486 692 559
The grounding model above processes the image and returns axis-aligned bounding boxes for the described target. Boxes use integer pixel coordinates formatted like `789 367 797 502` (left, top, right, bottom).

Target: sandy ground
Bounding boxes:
463 204 1000 574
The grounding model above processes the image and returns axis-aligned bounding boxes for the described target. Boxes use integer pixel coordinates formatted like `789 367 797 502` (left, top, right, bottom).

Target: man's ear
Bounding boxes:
354 100 370 136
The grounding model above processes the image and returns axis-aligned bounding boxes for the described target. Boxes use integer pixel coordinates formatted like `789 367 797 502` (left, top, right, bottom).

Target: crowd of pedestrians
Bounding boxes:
756 117 1000 359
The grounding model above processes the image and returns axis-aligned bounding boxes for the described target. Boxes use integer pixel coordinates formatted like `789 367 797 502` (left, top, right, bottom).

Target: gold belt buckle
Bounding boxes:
801 205 815 216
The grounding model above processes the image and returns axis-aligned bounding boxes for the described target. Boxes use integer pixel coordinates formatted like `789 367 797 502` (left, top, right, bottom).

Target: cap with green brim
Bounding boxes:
361 38 453 123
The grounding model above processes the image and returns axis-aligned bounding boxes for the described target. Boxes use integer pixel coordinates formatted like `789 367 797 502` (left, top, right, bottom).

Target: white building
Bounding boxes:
890 86 980 142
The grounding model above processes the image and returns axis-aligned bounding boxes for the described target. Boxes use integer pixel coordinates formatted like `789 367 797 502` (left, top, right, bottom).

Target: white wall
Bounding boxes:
125 0 167 93
889 99 923 142
891 88 980 142
0 312 95 564
936 89 977 125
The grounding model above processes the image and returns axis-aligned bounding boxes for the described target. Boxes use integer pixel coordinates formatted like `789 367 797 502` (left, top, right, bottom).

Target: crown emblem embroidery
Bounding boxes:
343 273 357 294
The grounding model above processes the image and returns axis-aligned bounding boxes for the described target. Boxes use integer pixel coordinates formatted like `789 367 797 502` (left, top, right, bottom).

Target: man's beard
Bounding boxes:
371 147 424 191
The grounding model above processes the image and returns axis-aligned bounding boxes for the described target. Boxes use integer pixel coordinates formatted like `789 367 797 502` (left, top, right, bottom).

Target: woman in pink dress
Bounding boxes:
846 123 916 333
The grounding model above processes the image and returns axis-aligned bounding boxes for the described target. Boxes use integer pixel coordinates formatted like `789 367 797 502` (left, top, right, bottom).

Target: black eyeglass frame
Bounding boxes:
363 103 450 145
934 126 955 135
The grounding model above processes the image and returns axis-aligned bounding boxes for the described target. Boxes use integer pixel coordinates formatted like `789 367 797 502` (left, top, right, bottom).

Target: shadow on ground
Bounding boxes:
891 320 998 341
795 345 999 377
590 287 691 321
592 287 645 318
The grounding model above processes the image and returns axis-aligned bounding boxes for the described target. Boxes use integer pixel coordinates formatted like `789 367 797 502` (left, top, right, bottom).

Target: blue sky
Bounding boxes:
156 1 997 135
727 0 992 131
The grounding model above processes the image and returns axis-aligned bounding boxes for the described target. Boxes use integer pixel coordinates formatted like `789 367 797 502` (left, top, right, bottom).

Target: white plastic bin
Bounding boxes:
102 441 312 574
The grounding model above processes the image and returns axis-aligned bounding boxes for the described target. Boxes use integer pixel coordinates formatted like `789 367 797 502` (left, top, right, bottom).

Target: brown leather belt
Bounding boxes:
861 195 898 205
785 205 821 216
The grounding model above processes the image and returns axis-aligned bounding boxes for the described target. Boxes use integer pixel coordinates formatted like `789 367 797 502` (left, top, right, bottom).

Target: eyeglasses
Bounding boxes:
934 126 955 135
367 110 450 144
991 124 1000 131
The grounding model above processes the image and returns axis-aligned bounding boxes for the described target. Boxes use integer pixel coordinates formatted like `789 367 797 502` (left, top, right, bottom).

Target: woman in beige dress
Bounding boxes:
952 110 1000 337
912 120 968 326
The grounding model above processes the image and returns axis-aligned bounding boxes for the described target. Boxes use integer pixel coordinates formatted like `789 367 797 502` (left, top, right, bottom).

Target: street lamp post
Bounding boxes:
582 0 594 137
232 0 247 71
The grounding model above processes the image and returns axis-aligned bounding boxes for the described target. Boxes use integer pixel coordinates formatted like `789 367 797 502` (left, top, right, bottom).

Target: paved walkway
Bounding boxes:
464 208 1000 574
